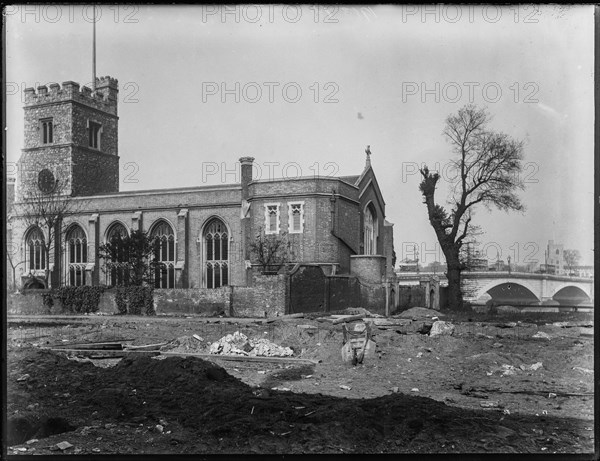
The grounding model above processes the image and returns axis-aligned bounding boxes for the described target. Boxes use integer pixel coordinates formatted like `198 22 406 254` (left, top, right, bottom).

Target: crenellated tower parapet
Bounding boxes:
18 75 120 198
23 76 119 116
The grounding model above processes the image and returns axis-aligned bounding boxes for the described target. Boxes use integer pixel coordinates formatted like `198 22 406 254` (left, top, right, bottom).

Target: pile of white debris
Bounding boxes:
208 331 294 357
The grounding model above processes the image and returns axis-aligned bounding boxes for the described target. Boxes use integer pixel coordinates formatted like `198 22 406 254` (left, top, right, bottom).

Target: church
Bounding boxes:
8 76 396 312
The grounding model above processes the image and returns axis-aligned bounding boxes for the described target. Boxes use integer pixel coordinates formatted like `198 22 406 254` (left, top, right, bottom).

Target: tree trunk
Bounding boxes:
443 247 464 311
446 265 463 310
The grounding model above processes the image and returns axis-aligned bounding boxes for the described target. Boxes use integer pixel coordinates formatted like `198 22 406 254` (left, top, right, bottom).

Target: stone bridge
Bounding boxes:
460 271 594 306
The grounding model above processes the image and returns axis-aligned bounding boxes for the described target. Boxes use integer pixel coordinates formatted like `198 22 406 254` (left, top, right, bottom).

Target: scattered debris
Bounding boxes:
56 441 73 450
271 386 291 392
332 314 366 325
395 307 444 319
501 365 517 376
480 401 500 408
476 333 495 340
16 374 30 382
532 331 551 341
209 332 293 357
572 367 593 375
429 321 455 337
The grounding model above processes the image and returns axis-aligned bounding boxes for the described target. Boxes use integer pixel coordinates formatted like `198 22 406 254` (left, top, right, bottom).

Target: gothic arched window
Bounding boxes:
151 220 175 289
105 223 128 287
66 225 87 286
204 218 229 288
26 227 46 271
364 204 378 255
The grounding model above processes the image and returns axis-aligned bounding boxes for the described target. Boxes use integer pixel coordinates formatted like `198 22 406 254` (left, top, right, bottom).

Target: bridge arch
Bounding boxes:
476 280 540 305
552 286 591 306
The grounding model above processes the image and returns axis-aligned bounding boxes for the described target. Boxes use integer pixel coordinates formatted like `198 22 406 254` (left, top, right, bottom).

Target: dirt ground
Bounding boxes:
5 309 595 455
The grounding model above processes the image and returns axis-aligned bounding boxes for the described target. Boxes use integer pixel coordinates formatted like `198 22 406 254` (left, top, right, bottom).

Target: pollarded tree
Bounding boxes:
419 105 526 310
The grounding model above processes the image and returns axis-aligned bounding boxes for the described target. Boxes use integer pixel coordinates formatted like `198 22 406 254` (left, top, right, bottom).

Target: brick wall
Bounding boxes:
350 255 386 284
154 287 232 315
7 289 117 315
232 273 288 317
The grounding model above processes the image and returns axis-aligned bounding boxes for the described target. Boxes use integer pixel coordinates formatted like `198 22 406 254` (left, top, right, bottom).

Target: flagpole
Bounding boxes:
92 5 96 91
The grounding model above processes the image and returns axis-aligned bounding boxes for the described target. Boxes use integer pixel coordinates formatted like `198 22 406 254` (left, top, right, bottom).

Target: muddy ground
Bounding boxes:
5 309 595 455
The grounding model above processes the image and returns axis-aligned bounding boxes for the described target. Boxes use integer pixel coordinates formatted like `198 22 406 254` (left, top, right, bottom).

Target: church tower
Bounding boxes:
17 76 119 199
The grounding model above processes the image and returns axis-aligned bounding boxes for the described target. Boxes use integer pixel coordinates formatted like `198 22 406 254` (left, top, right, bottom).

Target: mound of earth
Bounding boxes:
7 348 592 454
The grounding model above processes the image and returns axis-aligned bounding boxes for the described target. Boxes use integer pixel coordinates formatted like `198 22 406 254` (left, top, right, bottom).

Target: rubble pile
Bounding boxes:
209 331 294 357
160 336 205 354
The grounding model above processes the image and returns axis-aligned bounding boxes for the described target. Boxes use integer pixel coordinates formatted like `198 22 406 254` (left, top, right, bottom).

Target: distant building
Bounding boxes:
423 261 446 274
397 259 420 272
545 240 565 275
572 265 594 278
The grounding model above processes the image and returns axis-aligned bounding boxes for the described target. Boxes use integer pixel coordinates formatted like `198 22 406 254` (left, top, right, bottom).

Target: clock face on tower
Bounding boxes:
37 169 56 193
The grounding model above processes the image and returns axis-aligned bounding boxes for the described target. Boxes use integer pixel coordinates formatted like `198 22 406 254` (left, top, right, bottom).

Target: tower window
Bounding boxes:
40 118 53 144
88 121 102 149
288 202 304 233
265 203 280 234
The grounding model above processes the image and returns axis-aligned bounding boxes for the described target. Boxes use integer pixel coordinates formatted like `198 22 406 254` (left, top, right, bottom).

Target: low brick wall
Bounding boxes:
153 288 232 316
358 281 386 315
8 290 51 315
7 290 117 315
232 274 288 317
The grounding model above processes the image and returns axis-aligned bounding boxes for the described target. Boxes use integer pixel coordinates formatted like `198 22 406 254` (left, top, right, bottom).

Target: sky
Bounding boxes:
5 4 595 267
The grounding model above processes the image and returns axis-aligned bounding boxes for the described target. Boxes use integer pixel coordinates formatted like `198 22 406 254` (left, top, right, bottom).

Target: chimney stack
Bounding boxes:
239 156 255 200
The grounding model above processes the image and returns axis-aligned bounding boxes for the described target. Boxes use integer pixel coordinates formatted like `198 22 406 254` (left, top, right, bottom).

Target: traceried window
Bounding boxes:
26 227 46 271
364 204 377 255
151 221 175 289
40 118 53 144
105 223 128 286
66 225 87 286
204 218 228 289
288 202 304 233
88 121 102 149
265 203 280 234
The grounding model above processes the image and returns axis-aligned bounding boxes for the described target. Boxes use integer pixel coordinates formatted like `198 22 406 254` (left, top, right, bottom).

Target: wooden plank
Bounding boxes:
263 313 305 324
124 342 169 351
332 315 365 325
53 342 124 350
160 351 320 365
47 348 159 357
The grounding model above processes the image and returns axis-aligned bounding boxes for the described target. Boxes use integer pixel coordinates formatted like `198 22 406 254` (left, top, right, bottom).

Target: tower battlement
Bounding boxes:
24 76 119 115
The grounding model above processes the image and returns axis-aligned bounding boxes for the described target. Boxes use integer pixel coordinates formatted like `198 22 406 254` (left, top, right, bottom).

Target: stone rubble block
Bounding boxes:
209 331 293 357
429 321 455 337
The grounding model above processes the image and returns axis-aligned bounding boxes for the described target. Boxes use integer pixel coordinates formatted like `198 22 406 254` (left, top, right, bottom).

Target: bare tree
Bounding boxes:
19 175 85 287
419 105 525 310
563 249 581 275
249 227 290 274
